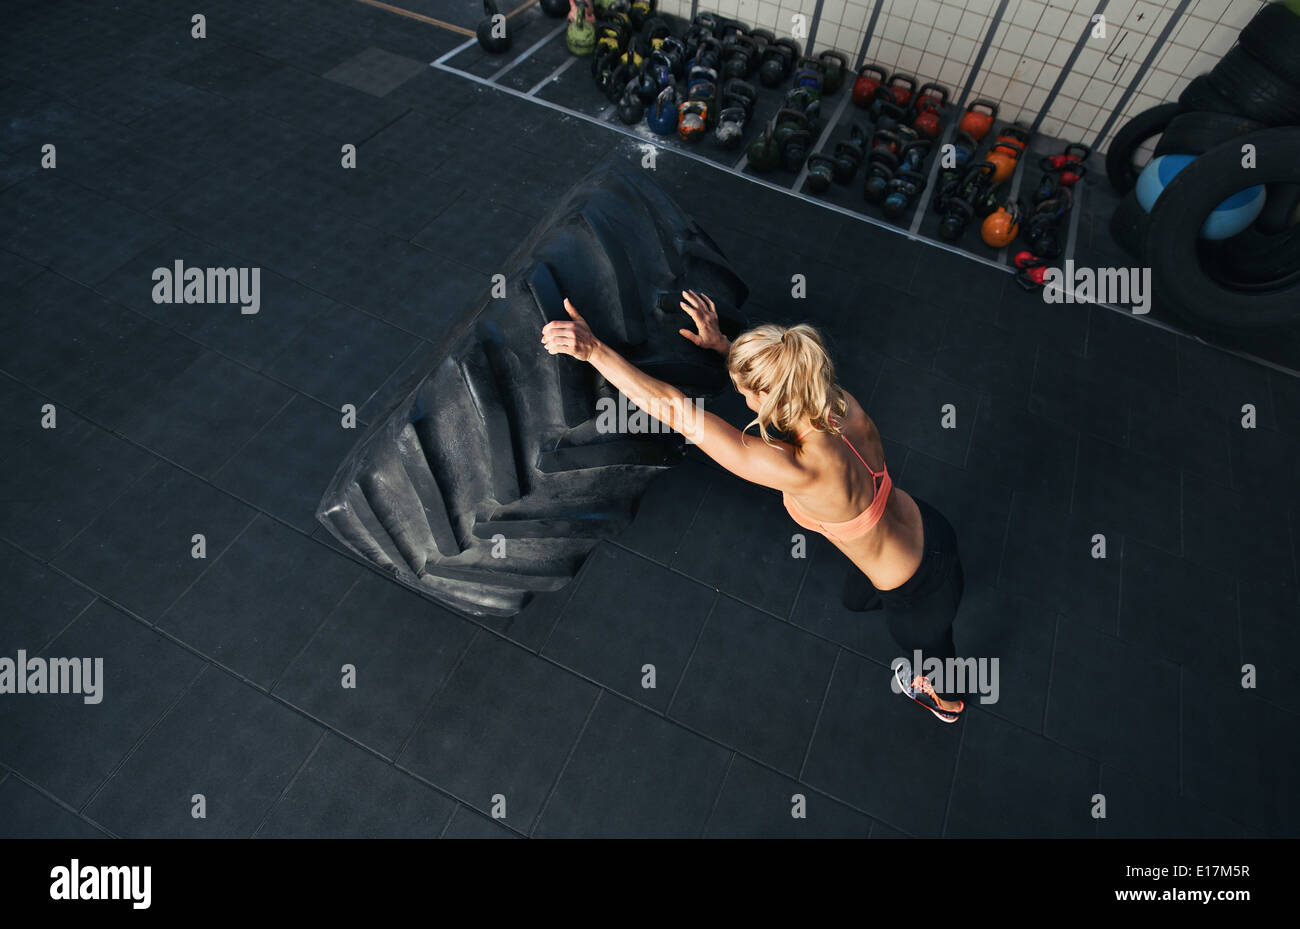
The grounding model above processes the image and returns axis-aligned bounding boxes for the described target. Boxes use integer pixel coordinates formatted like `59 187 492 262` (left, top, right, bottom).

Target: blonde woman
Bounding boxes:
542 290 967 723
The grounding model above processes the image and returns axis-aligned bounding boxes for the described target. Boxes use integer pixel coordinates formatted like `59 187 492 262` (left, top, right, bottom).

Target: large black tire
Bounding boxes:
1175 75 1241 117
1145 127 1300 329
1106 102 1177 193
1240 2 1300 86
1256 182 1300 234
1210 224 1300 286
1153 110 1266 156
1206 45 1300 126
316 163 750 617
1108 188 1149 258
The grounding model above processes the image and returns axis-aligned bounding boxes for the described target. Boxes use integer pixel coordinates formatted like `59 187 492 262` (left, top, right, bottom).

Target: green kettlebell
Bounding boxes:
746 123 780 172
567 0 596 56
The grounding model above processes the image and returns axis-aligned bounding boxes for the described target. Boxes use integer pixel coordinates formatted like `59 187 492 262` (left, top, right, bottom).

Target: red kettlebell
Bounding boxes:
887 73 916 107
851 64 887 108
911 82 948 139
1013 251 1050 289
1039 142 1090 187
958 100 998 142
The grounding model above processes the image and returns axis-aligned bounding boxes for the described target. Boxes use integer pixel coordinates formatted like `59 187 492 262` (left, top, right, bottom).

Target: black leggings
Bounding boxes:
841 495 965 701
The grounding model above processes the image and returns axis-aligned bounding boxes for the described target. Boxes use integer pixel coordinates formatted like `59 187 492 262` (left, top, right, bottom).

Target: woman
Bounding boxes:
542 291 967 723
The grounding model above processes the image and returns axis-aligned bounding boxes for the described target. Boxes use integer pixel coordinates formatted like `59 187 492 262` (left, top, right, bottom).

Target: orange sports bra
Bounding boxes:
782 419 892 543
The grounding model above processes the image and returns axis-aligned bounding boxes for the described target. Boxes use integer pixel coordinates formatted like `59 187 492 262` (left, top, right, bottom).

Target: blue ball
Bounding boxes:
1135 153 1266 240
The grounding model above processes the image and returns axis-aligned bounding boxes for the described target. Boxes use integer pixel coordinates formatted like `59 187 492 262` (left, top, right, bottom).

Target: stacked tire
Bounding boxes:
316 164 749 617
1104 1 1300 329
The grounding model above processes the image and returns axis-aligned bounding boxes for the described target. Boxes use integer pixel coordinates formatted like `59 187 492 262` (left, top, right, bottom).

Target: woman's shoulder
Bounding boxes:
836 388 875 433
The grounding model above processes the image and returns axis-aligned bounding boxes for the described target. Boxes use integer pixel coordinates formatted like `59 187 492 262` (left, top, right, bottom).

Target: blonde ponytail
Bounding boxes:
726 323 847 446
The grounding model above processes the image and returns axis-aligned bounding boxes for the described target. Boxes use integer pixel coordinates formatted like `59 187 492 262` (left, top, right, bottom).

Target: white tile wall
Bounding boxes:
653 0 1271 151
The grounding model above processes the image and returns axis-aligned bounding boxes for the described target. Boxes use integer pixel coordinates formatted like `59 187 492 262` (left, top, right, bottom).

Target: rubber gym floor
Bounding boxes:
2 0 1298 839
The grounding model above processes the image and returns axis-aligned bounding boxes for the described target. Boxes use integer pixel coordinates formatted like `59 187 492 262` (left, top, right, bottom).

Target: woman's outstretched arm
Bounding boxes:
542 297 811 493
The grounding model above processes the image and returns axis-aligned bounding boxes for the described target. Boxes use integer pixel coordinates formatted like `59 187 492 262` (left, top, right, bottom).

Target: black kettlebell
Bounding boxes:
540 0 569 16
476 0 511 53
759 45 790 87
617 80 645 123
882 168 926 219
633 60 659 103
863 172 894 205
722 36 756 78
938 198 973 240
782 129 811 172
806 154 836 193
722 78 756 118
833 143 862 183
818 50 848 95
872 99 903 132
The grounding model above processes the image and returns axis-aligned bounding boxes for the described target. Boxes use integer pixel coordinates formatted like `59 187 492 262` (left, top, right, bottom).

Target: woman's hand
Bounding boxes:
678 289 731 355
541 298 600 362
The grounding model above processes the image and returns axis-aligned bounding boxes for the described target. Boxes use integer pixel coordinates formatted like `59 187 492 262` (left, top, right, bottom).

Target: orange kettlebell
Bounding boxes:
985 141 1023 184
981 199 1023 248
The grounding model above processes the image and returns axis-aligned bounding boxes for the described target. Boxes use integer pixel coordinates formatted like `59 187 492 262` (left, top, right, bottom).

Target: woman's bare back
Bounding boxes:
791 391 925 590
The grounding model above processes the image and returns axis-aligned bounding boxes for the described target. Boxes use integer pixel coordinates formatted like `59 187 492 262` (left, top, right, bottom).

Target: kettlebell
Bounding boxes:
714 106 747 148
617 80 645 123
1013 251 1051 289
541 0 569 17
628 0 655 29
938 197 974 240
677 99 709 142
643 16 672 48
851 64 886 108
687 81 718 127
911 82 948 139
985 140 1023 185
566 0 596 56
899 138 931 172
633 60 659 103
871 99 904 133
818 50 848 95
759 39 797 87
781 129 811 172
476 0 512 53
746 123 780 172
883 168 927 219
721 78 756 118
692 11 719 33
832 125 867 183
660 36 687 76
958 100 997 141
792 57 825 96
723 36 756 78
980 199 1024 248
646 84 678 134
806 154 836 193
864 163 893 203
772 108 809 148
886 73 916 107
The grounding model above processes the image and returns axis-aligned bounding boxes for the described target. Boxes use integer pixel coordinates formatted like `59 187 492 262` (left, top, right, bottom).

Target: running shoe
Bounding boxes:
894 661 964 723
